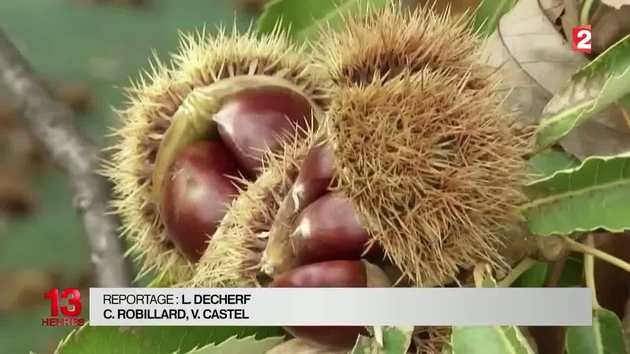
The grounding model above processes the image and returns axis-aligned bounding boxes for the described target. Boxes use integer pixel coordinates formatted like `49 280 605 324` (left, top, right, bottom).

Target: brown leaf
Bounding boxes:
482 0 630 158
560 0 579 41
591 4 630 56
558 112 630 159
543 0 564 23
600 0 630 10
482 0 585 124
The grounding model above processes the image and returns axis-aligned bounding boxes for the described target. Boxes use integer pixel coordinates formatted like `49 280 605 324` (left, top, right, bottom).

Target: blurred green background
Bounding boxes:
0 1 252 352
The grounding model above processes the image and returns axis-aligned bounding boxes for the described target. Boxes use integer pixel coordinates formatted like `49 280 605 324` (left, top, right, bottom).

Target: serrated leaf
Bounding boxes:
566 308 628 354
535 35 630 150
451 326 535 354
349 326 414 354
184 335 284 354
522 155 630 236
55 324 283 354
472 0 517 37
256 0 387 42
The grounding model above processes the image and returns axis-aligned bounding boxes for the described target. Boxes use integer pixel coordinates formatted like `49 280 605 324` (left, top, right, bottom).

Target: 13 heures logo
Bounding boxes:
42 288 86 327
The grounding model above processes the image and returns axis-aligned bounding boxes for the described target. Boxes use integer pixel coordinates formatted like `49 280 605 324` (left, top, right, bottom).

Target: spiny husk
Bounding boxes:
187 126 318 287
412 326 450 354
324 68 530 287
314 3 530 286
104 26 328 284
315 3 486 87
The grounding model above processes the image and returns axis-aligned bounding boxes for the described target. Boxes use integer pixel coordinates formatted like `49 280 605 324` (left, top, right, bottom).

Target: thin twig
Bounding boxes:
0 29 131 287
580 0 595 25
564 236 630 274
584 234 600 309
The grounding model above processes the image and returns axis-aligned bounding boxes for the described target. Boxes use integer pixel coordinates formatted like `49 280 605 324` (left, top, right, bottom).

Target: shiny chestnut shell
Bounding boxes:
291 193 372 264
270 260 368 348
213 87 313 177
161 141 240 261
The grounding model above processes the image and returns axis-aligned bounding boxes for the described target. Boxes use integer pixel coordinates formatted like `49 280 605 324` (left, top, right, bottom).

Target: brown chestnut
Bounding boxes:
161 141 240 262
291 143 335 211
270 260 368 348
213 87 313 177
291 193 371 265
270 260 368 288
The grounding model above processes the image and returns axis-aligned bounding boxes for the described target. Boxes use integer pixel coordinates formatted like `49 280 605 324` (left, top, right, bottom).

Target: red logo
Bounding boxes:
42 288 86 327
572 25 592 54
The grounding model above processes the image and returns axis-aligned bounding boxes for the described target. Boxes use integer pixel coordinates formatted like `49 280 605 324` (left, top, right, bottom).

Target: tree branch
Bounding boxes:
0 29 131 287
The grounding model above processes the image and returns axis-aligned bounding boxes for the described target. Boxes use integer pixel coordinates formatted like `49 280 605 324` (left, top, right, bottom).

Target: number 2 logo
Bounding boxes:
572 25 592 54
44 288 82 317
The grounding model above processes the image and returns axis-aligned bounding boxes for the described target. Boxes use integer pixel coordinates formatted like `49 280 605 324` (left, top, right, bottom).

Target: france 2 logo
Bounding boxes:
42 288 86 327
572 25 592 54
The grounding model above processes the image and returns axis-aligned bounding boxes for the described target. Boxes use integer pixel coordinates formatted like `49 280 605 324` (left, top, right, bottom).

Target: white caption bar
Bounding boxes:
89 288 591 326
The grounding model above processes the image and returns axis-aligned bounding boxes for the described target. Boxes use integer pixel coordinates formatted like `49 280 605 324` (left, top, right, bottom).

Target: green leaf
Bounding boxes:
451 326 535 354
535 35 630 150
512 262 548 287
566 308 628 354
558 255 585 287
380 326 414 353
55 325 283 354
184 335 284 354
471 0 517 37
522 154 630 236
528 149 580 178
350 326 414 354
256 0 388 42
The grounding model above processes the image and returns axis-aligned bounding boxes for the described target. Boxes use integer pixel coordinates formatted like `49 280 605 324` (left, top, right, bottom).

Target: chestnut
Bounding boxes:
213 86 313 177
270 260 390 348
271 260 367 288
161 141 241 262
270 260 367 348
291 143 335 211
291 193 371 264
